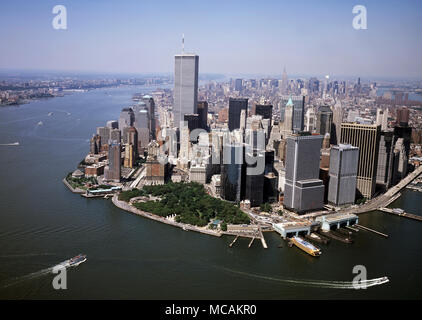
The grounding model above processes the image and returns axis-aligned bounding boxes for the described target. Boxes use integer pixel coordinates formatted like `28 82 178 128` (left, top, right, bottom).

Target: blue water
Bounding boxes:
0 86 421 299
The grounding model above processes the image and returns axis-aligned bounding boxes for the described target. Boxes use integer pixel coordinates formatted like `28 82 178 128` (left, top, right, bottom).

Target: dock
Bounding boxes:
248 237 255 248
229 236 239 247
378 207 422 222
259 227 268 249
318 230 353 243
355 224 389 238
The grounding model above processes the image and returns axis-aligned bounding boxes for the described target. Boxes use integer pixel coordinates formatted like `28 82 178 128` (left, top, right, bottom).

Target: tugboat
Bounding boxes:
59 254 87 268
290 236 322 257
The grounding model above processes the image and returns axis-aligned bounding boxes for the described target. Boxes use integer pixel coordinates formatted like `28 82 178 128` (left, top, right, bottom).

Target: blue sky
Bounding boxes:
1 0 421 78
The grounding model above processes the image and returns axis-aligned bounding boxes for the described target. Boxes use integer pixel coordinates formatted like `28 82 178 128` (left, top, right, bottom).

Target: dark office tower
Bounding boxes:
340 123 381 199
105 142 121 182
228 98 248 131
184 114 200 142
244 151 264 207
106 120 118 129
328 144 359 206
396 107 409 127
280 95 305 132
235 79 243 92
184 113 200 131
110 129 121 144
284 133 325 214
220 144 244 202
97 127 111 147
255 104 273 120
174 54 199 126
126 126 139 158
118 108 134 131
197 101 208 130
316 105 333 136
264 172 278 203
90 134 101 154
376 131 395 189
142 95 156 139
133 106 150 152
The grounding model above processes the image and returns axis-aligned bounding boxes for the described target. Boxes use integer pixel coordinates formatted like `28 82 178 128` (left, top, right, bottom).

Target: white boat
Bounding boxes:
37 121 43 126
58 254 87 268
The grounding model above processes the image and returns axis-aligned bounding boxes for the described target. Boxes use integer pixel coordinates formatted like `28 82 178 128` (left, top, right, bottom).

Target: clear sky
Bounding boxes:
1 0 421 78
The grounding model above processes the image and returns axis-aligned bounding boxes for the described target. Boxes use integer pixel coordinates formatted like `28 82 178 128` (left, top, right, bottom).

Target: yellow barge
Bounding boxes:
290 236 322 257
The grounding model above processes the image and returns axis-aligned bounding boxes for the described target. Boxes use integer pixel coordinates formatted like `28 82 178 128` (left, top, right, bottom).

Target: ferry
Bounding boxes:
290 236 322 257
59 254 87 268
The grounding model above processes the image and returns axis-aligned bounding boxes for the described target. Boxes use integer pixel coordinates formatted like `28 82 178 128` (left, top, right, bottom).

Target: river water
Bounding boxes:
0 86 421 299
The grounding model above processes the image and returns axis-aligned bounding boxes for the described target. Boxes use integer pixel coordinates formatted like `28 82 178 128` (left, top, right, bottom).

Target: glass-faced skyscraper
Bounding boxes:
228 98 248 131
174 54 199 127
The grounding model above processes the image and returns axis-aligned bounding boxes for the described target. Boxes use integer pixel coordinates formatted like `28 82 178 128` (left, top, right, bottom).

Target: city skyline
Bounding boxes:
1 0 422 78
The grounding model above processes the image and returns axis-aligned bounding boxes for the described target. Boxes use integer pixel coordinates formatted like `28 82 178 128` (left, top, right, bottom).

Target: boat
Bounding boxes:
37 121 43 126
48 112 53 116
290 236 322 257
58 254 87 268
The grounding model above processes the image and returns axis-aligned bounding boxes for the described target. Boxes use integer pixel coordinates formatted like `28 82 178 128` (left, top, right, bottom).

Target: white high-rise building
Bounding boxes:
376 108 389 131
174 53 199 127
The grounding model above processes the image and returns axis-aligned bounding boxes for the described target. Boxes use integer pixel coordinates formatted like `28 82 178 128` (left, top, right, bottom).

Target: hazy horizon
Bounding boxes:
1 0 422 79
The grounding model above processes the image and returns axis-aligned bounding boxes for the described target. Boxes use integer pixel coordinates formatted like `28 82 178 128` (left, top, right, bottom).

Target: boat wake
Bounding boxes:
1 255 86 289
0 142 19 146
215 266 389 289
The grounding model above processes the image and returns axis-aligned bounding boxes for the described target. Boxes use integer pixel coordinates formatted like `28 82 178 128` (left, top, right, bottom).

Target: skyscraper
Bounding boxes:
376 108 389 131
328 144 359 206
104 142 121 182
280 95 305 132
396 107 409 127
197 101 208 130
220 144 244 202
119 108 134 132
316 105 333 136
133 106 150 153
244 151 264 207
235 79 243 92
376 131 395 189
332 103 343 145
340 123 381 199
142 95 156 139
284 133 325 214
126 126 139 158
281 67 288 94
174 54 199 127
228 98 248 131
255 104 273 120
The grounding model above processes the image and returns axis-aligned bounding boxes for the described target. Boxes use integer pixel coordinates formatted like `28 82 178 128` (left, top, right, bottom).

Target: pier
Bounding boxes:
355 224 389 238
378 207 422 222
248 237 255 248
406 185 422 192
229 236 239 247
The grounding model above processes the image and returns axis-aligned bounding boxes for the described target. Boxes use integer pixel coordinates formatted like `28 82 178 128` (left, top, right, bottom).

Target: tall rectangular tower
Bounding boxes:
328 144 359 206
340 123 381 199
174 54 199 127
284 133 325 214
228 98 248 131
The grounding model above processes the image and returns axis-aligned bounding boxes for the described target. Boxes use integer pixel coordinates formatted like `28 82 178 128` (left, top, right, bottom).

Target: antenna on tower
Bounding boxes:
182 34 185 54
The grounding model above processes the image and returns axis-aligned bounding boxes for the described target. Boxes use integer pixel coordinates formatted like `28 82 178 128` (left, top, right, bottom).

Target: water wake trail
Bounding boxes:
1 267 55 289
215 266 389 289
